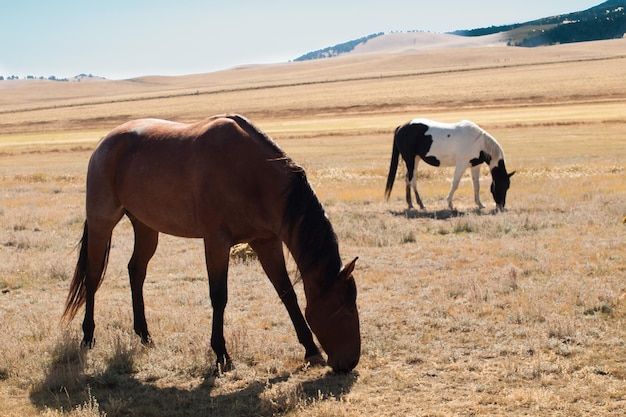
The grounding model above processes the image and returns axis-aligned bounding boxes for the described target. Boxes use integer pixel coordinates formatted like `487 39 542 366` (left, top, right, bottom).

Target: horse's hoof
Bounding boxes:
81 338 95 349
140 335 155 347
305 353 327 367
215 356 234 375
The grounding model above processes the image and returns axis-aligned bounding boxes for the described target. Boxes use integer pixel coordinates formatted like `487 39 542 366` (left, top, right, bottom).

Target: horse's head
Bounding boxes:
305 257 360 373
490 160 515 210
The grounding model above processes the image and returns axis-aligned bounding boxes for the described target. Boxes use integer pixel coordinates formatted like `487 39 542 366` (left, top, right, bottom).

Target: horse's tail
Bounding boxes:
384 127 401 201
62 221 110 323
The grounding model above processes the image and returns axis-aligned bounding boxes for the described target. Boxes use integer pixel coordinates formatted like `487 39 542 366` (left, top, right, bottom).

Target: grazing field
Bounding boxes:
1 39 625 416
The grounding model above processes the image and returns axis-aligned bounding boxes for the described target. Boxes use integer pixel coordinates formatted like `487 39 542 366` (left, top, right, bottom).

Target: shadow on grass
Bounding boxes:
389 207 500 220
30 342 358 417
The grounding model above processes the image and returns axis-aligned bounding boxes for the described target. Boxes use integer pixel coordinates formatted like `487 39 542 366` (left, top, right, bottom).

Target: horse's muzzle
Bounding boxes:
328 354 360 373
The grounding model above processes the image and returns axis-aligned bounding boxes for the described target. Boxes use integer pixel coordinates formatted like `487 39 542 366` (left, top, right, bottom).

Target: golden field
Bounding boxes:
1 39 625 416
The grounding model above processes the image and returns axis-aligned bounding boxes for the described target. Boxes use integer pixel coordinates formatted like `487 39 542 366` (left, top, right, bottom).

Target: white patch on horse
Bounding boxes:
410 119 485 167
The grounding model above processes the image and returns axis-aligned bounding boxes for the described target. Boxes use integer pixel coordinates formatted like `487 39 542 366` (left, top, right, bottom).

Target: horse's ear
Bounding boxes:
509 171 516 178
339 257 358 280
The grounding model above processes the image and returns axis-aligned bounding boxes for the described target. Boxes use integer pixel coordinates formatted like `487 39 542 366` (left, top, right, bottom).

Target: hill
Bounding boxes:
294 33 384 61
294 1 626 61
453 0 626 46
1 37 624 138
348 32 507 55
293 31 507 62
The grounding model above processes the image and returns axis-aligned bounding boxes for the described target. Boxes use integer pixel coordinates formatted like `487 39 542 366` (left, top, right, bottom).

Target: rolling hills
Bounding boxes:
295 0 626 61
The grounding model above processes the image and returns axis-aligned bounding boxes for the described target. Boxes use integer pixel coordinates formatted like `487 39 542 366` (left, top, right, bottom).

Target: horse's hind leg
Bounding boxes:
411 176 425 210
127 215 159 345
406 157 425 210
404 175 414 209
250 238 324 366
82 220 120 347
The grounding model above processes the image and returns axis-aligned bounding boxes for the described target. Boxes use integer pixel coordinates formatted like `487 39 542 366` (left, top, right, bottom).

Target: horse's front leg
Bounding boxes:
447 164 467 210
250 238 324 367
204 240 233 372
128 217 159 345
470 165 485 209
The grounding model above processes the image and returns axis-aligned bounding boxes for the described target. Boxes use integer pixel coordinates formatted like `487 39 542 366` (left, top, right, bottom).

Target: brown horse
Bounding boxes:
62 114 360 373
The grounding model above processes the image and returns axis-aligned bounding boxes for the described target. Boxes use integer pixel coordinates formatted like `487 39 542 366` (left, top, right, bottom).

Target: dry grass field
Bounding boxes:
1 39 625 416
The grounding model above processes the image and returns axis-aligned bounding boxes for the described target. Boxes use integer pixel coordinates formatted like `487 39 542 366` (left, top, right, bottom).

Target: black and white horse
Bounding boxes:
385 118 514 210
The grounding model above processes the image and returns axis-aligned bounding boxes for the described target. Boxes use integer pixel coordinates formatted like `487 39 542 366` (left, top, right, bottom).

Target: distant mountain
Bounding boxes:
294 1 626 61
452 0 626 46
294 33 384 61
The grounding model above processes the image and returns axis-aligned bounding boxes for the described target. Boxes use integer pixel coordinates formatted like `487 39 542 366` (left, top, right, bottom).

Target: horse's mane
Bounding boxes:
226 114 296 165
227 114 341 287
284 170 341 288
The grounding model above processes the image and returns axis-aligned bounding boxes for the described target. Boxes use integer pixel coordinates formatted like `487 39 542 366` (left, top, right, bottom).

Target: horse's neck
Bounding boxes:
481 133 504 168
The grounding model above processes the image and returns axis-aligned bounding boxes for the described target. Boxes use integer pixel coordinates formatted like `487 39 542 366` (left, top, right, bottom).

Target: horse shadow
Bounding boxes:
389 207 500 220
29 342 357 417
399 208 464 220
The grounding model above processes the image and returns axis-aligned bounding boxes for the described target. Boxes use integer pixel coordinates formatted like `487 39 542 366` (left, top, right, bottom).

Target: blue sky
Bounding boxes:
1 1 600 80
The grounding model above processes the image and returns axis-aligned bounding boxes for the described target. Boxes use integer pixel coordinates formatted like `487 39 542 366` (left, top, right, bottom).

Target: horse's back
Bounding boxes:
90 116 276 177
401 119 482 166
409 118 480 137
86 115 291 239
87 116 243 204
